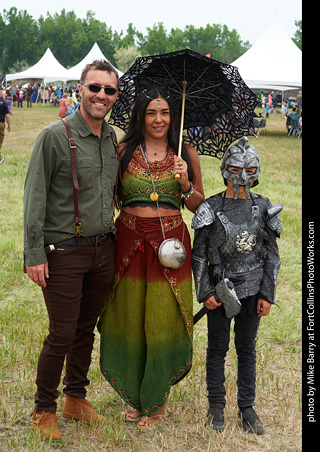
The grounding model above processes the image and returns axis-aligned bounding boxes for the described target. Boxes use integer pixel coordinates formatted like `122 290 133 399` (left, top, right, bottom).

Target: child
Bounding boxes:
281 102 287 119
265 103 270 118
191 136 282 434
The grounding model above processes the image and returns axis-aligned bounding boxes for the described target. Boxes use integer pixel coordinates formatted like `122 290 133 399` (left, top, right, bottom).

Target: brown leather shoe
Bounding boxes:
30 409 61 440
62 395 107 425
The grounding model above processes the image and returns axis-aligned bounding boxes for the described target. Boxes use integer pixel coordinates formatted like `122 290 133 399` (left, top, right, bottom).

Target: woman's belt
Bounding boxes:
118 211 183 233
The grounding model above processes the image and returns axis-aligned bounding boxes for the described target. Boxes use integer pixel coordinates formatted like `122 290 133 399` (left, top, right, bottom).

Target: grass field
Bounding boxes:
0 103 302 451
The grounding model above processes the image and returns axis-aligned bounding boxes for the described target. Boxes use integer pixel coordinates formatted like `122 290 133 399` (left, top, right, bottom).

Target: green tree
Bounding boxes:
114 45 140 72
167 28 188 52
82 11 117 66
37 10 87 67
0 8 257 75
1 7 39 72
139 23 169 55
293 20 302 50
114 23 144 49
183 24 249 63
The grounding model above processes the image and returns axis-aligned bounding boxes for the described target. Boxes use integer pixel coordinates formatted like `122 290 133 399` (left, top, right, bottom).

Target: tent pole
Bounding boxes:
42 81 45 106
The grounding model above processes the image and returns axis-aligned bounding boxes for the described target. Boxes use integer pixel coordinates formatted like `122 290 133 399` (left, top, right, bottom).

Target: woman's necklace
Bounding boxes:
144 142 170 159
140 144 159 201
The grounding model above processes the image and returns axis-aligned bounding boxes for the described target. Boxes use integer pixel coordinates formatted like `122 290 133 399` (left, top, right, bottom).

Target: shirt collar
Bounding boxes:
73 107 113 139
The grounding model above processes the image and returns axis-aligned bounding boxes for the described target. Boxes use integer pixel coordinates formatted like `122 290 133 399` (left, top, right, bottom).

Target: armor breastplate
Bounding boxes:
217 205 264 273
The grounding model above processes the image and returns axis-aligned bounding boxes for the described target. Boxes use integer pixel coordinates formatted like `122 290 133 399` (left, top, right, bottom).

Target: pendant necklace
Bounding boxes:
140 144 159 201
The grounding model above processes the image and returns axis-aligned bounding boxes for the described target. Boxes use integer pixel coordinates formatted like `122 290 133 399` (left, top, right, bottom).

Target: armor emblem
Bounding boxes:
217 205 263 273
236 231 257 253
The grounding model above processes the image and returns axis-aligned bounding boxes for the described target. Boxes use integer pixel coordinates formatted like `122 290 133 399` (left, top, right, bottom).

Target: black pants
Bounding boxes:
206 295 260 411
35 238 115 413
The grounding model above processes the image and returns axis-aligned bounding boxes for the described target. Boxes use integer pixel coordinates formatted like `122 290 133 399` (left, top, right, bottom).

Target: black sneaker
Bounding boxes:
239 407 265 435
206 407 225 432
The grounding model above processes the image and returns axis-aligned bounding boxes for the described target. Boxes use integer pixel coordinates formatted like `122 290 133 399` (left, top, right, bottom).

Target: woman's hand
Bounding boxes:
173 146 205 213
173 155 190 192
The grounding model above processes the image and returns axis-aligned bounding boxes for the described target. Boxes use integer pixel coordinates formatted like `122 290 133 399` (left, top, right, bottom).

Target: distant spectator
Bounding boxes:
296 91 302 109
50 90 58 107
27 83 34 108
17 85 25 108
281 102 287 119
11 85 17 106
5 90 13 114
32 83 38 103
58 93 70 118
265 103 270 118
0 89 11 163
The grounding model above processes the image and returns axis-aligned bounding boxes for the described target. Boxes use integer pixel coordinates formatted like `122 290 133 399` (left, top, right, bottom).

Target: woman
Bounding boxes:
99 86 205 427
58 93 70 118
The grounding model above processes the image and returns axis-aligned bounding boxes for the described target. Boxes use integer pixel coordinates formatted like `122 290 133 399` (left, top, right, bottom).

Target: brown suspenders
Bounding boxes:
62 118 83 236
61 117 119 238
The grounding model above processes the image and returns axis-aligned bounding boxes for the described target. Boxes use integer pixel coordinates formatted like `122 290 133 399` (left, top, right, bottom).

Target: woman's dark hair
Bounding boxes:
118 85 194 184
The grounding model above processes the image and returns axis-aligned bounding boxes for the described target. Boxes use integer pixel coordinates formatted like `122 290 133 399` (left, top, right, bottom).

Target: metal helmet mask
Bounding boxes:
221 136 260 199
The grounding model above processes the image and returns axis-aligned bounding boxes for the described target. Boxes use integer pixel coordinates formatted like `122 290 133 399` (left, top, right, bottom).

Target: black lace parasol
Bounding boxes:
109 48 259 159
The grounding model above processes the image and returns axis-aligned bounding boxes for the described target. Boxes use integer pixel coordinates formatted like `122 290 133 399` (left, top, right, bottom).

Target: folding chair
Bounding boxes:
289 119 301 137
257 118 266 136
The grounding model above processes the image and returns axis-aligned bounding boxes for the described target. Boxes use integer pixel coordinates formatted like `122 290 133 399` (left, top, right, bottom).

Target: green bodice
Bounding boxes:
120 146 182 210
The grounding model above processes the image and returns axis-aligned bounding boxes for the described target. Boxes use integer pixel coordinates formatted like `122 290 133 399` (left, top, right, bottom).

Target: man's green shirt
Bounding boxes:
24 108 118 266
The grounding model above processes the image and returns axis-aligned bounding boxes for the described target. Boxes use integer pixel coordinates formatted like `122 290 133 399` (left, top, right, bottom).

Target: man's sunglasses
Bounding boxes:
81 84 118 96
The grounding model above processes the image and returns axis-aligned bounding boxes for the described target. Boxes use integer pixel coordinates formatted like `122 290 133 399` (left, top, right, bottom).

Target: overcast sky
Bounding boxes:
4 0 301 44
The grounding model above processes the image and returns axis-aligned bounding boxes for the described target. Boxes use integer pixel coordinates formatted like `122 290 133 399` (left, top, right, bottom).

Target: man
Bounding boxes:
24 60 119 440
0 89 11 163
11 84 17 106
26 83 34 108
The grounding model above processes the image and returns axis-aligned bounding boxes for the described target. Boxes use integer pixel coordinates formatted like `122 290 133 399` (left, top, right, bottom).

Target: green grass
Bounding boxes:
0 104 301 451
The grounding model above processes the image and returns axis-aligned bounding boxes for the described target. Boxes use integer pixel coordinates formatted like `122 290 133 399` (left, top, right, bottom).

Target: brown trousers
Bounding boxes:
35 238 115 412
0 122 5 150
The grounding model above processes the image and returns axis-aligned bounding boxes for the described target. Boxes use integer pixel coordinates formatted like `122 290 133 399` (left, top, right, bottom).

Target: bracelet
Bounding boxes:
181 181 195 200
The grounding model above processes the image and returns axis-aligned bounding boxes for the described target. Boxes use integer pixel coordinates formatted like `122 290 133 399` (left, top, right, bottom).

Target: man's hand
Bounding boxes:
257 298 271 317
204 295 222 310
26 263 49 287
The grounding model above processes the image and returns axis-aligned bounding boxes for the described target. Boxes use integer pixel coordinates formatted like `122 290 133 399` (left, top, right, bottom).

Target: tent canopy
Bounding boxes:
232 16 302 90
66 43 123 81
5 48 71 84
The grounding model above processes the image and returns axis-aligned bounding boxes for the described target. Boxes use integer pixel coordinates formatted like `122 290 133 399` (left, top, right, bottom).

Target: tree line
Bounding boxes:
0 7 302 75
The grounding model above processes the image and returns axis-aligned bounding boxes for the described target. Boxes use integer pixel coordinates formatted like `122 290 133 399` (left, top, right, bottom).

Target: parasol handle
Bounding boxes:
175 81 187 179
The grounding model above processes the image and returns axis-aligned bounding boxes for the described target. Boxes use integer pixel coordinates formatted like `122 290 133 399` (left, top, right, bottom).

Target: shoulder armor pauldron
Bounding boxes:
267 203 283 236
191 201 215 230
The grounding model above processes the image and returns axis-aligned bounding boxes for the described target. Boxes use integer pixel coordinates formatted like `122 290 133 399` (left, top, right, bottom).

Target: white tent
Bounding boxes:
5 48 70 84
232 16 302 90
66 43 123 81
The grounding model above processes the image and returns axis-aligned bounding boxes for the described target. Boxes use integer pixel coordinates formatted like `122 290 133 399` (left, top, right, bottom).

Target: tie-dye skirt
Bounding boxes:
98 211 193 415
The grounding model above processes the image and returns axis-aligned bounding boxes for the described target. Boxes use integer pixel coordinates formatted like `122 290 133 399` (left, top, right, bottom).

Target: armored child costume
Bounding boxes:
191 137 282 434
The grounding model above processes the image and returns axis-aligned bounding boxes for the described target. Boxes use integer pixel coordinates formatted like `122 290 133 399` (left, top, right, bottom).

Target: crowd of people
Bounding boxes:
0 82 81 110
0 82 82 163
20 59 282 442
258 90 302 123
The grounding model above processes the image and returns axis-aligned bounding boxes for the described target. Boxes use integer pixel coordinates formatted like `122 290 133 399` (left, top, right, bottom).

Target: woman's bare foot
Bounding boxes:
121 408 142 421
138 405 166 428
